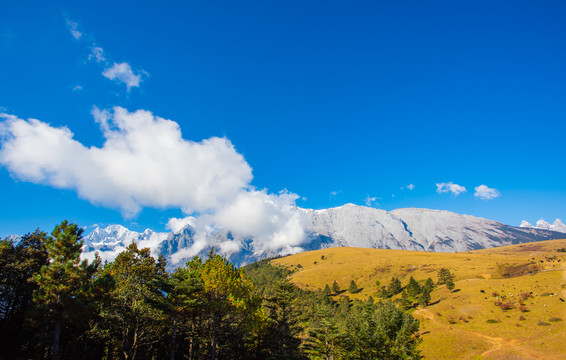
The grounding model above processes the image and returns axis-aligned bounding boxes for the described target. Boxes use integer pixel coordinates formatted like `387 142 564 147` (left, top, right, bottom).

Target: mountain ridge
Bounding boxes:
82 204 565 267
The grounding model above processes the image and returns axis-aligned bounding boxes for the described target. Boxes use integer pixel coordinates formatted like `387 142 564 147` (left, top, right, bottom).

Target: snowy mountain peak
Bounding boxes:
520 219 566 234
536 219 551 230
520 221 533 228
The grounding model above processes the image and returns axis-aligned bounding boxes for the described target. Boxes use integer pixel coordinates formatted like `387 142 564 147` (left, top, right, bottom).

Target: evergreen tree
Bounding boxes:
437 268 454 285
261 282 305 360
348 280 359 294
422 277 434 292
34 221 100 360
418 286 431 306
386 277 402 298
331 281 340 294
446 279 455 292
406 277 421 298
302 305 341 360
323 284 331 296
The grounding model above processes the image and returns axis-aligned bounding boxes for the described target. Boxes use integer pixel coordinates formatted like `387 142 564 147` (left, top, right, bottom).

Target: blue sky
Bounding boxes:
1 0 566 237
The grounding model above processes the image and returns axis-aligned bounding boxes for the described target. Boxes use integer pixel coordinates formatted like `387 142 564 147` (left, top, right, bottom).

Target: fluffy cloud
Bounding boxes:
0 108 308 259
211 190 308 253
103 63 142 90
436 182 467 196
474 185 501 200
0 107 252 216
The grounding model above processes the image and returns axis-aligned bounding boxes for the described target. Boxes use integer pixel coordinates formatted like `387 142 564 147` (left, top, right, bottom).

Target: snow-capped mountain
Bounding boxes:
519 218 566 234
83 205 565 267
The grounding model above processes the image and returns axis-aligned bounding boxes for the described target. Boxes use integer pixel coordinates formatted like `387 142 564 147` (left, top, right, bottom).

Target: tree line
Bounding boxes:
1 221 422 360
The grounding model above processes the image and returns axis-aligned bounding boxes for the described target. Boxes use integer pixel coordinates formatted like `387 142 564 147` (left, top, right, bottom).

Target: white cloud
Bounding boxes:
0 108 308 259
211 189 308 254
436 182 467 196
72 85 83 92
66 18 83 40
0 108 251 216
166 216 197 233
364 195 379 206
103 63 142 90
89 46 106 63
474 185 501 200
406 184 415 190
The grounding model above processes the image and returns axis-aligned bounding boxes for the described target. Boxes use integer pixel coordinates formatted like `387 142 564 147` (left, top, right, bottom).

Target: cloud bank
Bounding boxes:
0 108 309 261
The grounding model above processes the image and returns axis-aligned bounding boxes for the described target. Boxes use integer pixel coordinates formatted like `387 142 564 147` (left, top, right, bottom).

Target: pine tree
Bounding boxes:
423 277 435 292
323 284 331 296
386 277 402 297
34 221 100 360
348 280 359 294
418 286 431 306
446 279 455 292
437 268 454 285
303 305 341 360
406 277 421 298
332 281 340 294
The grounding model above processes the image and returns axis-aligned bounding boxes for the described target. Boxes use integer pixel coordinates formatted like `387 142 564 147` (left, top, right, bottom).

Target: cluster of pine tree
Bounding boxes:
1 221 422 360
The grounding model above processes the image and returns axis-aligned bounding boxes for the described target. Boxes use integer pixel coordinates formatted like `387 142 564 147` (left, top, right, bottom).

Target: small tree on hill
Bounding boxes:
423 277 434 292
418 286 431 306
446 279 455 292
437 268 455 285
323 284 331 296
386 277 402 297
348 280 359 294
406 277 421 298
332 280 340 294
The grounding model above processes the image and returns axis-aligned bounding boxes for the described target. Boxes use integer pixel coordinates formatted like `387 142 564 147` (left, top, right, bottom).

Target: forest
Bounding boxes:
0 220 422 360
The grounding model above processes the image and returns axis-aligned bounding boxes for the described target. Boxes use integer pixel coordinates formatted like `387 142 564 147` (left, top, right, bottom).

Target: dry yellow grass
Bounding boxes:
273 239 566 359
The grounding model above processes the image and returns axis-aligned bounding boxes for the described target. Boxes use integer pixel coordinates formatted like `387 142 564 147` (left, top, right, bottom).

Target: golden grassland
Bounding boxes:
273 239 566 360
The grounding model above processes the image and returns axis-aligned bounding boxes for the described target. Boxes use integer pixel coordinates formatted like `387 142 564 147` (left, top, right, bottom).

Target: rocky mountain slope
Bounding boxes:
82 204 565 267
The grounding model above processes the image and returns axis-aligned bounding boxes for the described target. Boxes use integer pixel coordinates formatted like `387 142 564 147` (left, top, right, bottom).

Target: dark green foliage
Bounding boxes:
348 280 359 294
340 301 421 359
0 230 49 359
89 242 167 360
302 305 341 360
4 221 422 360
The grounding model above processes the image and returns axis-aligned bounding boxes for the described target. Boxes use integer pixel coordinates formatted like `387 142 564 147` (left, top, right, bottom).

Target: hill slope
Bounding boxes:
273 239 566 360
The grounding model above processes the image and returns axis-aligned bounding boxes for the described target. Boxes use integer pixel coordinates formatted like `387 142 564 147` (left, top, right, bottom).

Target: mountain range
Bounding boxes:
82 204 565 268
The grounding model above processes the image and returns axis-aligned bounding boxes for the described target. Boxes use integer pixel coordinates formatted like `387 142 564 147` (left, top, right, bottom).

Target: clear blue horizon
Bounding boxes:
1 1 565 237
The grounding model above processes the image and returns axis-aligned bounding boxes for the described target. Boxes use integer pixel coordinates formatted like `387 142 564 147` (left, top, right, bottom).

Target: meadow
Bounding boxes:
274 239 566 359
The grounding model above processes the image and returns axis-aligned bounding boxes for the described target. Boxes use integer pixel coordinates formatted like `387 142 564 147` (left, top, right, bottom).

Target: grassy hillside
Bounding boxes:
273 239 566 360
